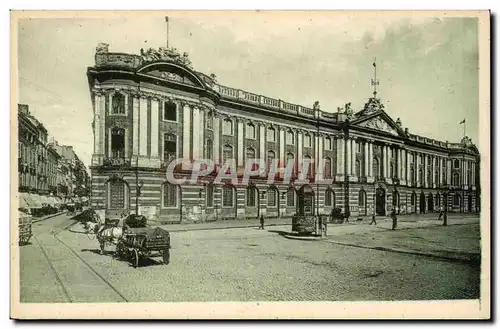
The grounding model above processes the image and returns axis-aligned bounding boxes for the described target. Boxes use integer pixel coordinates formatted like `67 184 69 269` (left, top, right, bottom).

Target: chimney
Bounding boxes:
18 104 29 115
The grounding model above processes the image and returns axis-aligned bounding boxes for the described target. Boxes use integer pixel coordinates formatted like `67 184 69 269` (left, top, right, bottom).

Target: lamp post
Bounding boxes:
442 183 449 226
135 180 144 215
343 119 350 219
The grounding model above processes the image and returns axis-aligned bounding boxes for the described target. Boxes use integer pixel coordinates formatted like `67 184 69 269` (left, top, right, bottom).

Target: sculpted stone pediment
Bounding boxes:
357 116 399 136
146 70 197 86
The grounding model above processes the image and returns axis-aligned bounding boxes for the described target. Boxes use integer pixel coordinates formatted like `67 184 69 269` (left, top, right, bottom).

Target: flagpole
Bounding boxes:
166 17 169 49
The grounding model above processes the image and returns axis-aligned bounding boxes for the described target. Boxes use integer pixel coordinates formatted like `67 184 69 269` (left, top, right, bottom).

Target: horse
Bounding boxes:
83 219 123 255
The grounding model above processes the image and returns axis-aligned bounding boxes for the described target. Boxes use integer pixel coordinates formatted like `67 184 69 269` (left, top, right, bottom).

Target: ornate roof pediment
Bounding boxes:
354 115 401 137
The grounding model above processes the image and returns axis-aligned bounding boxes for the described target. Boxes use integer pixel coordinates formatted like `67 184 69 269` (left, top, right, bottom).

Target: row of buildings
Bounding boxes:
18 104 90 200
86 43 481 223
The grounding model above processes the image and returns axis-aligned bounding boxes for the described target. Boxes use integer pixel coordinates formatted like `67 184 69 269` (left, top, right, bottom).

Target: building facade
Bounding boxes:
18 104 90 199
87 44 480 223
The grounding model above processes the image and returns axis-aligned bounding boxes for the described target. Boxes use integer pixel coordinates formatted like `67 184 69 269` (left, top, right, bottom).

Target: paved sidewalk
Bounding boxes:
32 211 66 223
152 217 292 232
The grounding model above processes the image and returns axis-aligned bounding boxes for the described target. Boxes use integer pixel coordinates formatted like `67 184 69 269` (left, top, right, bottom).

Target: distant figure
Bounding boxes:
259 214 265 230
345 209 351 224
369 213 377 225
330 208 335 223
438 205 444 220
322 216 328 237
317 216 323 236
391 207 398 230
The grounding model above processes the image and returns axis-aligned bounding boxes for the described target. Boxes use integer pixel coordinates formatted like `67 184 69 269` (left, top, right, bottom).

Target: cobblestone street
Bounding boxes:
20 213 481 302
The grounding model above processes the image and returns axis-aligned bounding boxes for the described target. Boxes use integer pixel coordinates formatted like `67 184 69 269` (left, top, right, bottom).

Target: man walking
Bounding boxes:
259 214 265 230
390 207 398 230
369 213 377 225
344 208 351 224
438 205 444 220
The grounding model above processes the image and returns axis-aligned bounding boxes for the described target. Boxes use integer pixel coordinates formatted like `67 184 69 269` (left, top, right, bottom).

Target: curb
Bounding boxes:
325 240 480 265
164 222 290 233
32 211 66 223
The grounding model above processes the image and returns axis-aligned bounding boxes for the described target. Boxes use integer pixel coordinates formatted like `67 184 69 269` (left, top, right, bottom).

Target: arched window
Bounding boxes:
163 133 176 163
304 155 312 178
304 134 312 148
205 139 213 160
286 152 295 174
325 188 335 207
427 170 432 186
206 115 213 129
267 127 276 142
410 168 415 185
205 183 214 207
286 130 295 145
246 186 257 207
324 137 332 150
163 101 177 121
373 157 380 178
324 157 332 179
222 185 234 207
411 192 416 205
222 144 233 164
418 169 423 185
246 123 256 139
434 170 439 186
246 147 256 162
286 187 296 207
355 160 361 178
162 183 178 208
453 194 461 207
267 187 278 207
267 150 276 172
358 189 366 207
223 118 233 135
111 93 125 115
111 128 125 159
452 173 460 186
390 163 394 178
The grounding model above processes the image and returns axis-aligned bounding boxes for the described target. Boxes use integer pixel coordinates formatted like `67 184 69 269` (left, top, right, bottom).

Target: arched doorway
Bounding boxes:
375 188 386 216
419 192 426 213
427 193 434 212
358 189 367 216
468 194 472 212
107 177 129 213
392 190 400 214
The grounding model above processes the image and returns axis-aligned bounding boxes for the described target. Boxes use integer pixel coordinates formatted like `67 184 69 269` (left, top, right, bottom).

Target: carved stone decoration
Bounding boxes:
160 71 183 82
358 117 399 136
139 47 193 69
313 101 320 110
461 136 473 147
96 43 109 54
362 97 385 115
396 117 402 127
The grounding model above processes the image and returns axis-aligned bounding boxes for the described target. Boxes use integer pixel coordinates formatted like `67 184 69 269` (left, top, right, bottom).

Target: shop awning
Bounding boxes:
22 193 43 208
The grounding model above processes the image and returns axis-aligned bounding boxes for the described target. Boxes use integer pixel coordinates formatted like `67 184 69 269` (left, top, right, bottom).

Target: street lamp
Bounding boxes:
442 183 449 226
135 180 144 215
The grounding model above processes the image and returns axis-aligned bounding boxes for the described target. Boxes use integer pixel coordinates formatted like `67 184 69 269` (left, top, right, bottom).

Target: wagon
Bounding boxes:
19 211 33 245
116 227 171 268
115 214 171 268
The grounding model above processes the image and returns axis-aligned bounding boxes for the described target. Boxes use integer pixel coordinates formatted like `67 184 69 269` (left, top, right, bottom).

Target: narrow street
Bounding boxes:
20 213 481 303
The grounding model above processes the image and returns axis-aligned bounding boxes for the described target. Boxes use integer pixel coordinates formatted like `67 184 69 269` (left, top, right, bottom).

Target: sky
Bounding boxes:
17 12 480 168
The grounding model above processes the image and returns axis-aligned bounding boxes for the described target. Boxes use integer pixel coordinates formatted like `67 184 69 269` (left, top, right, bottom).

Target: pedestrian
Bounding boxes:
330 208 335 223
345 208 351 224
369 213 377 225
438 205 444 220
391 207 398 230
259 214 265 230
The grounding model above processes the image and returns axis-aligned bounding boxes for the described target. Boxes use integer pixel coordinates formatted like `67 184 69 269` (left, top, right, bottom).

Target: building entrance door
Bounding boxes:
468 194 472 212
375 188 386 216
109 180 125 210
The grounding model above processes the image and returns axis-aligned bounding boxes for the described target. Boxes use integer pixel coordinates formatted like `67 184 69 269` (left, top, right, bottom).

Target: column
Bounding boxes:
259 124 265 160
406 150 410 184
396 148 401 179
132 95 139 157
150 98 159 158
446 159 452 185
368 141 373 177
350 138 356 176
199 109 204 160
364 141 369 177
297 131 303 163
99 93 106 156
471 161 475 186
237 119 244 166
317 135 323 178
213 116 220 164
182 103 191 161
382 145 387 177
279 128 285 168
346 137 351 175
336 137 344 175
93 93 102 156
138 96 148 157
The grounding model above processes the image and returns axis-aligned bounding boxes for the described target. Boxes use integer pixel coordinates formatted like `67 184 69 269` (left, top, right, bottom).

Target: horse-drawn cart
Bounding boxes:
116 227 171 268
114 214 171 268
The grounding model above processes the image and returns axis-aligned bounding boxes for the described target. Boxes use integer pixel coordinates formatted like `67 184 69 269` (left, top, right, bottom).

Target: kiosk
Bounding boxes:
291 185 316 235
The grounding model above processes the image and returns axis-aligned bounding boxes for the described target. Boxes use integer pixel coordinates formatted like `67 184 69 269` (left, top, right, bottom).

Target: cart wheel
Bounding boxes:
162 248 170 265
132 249 139 268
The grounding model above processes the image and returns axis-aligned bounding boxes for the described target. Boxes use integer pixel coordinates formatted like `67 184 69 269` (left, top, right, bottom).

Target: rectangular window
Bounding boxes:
163 102 177 121
111 93 126 115
267 189 277 207
206 184 214 207
222 188 234 207
304 134 312 148
267 128 276 142
286 189 295 207
223 120 233 136
246 124 256 139
206 116 213 129
286 131 294 145
163 134 177 163
324 137 332 151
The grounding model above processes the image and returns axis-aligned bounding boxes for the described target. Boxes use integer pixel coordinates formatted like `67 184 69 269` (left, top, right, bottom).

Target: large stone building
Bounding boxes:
87 43 480 223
